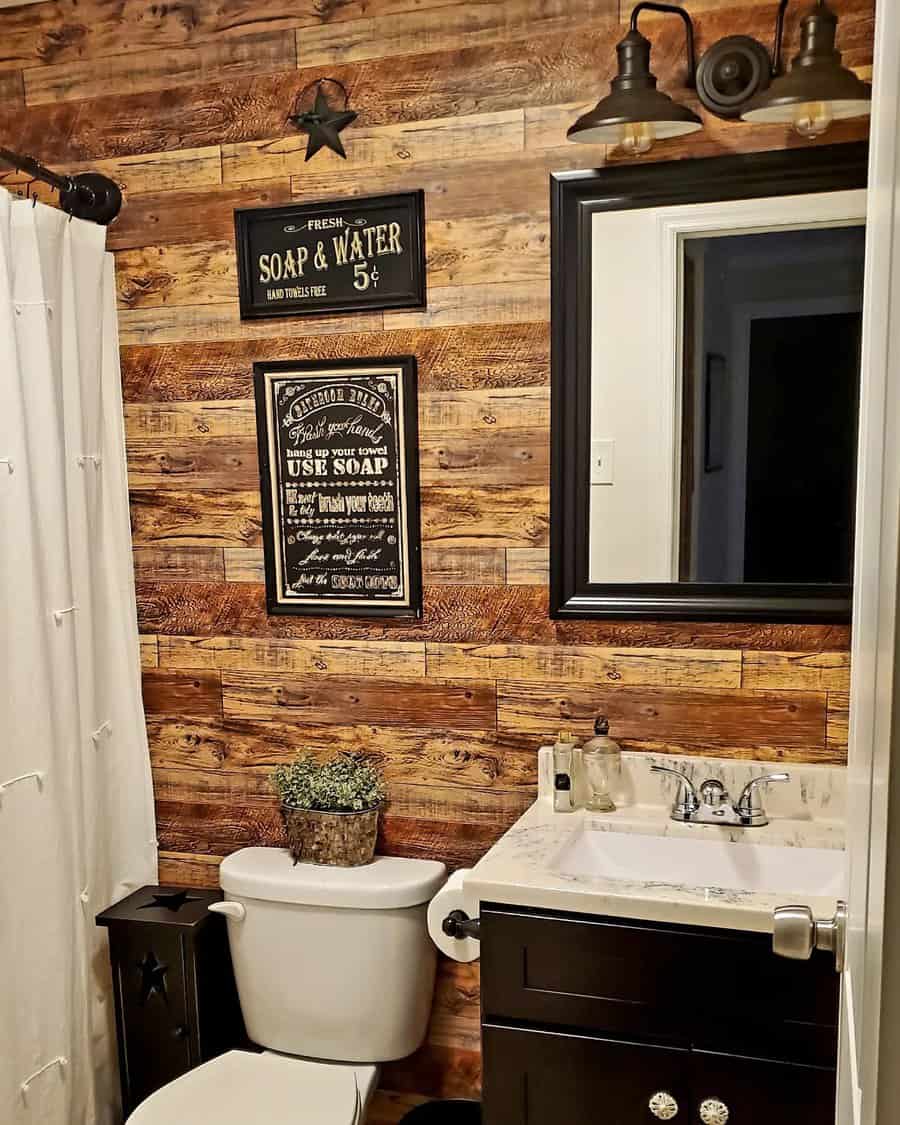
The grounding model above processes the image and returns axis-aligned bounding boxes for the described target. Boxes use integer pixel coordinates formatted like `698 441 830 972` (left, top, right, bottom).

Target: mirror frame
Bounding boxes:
550 141 869 622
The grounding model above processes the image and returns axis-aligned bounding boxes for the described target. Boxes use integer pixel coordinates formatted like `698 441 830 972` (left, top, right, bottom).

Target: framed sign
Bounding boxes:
254 357 423 618
235 191 426 320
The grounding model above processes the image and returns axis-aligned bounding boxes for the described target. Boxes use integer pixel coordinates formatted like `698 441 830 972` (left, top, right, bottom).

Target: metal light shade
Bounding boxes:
742 0 870 129
568 27 702 149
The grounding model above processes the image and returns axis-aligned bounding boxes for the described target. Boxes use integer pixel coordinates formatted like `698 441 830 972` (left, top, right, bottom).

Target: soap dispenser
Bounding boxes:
552 731 578 812
581 716 621 812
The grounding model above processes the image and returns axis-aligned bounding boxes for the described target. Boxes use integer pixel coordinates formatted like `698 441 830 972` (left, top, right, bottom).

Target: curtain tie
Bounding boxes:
52 604 78 624
20 1056 68 1101
91 720 112 744
0 770 45 802
0 458 12 473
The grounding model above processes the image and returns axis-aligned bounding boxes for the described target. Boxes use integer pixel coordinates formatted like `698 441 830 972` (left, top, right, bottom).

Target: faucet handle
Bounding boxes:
736 772 790 825
651 764 700 819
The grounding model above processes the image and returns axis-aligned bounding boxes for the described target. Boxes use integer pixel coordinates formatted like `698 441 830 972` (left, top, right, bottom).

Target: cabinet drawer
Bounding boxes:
481 906 694 1043
481 905 838 1065
690 1050 836 1124
483 1024 691 1125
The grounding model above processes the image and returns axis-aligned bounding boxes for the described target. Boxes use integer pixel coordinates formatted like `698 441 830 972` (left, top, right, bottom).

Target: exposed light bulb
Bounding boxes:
792 100 834 138
618 121 656 155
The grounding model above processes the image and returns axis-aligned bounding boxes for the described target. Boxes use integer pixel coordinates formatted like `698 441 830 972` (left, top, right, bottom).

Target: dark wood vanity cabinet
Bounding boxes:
480 905 838 1124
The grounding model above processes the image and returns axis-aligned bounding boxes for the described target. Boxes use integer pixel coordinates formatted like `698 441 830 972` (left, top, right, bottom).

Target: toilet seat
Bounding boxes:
128 1050 365 1124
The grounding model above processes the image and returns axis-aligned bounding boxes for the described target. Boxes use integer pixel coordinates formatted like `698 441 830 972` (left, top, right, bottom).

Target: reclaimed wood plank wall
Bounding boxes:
0 0 872 1114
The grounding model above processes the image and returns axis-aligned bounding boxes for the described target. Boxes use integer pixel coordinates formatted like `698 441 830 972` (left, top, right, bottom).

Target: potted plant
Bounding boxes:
271 752 386 867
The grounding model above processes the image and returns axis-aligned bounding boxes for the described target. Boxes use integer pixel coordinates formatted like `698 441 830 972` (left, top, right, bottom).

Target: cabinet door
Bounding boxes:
482 1024 691 1125
690 1051 835 1124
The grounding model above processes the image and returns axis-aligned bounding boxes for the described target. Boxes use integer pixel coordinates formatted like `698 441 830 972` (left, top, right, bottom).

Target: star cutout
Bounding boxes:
290 87 357 162
137 889 200 913
136 952 168 1006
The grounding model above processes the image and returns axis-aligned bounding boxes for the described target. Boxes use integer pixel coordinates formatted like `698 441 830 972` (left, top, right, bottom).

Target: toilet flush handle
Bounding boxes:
208 901 246 921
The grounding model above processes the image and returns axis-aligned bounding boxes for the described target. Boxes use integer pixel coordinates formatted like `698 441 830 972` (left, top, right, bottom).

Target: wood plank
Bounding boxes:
127 438 260 490
428 960 481 1052
422 548 506 585
742 651 851 692
130 489 262 548
25 30 296 105
135 579 851 650
420 485 548 547
158 635 427 678
290 148 589 222
383 281 550 330
0 71 24 108
222 109 525 183
142 668 222 718
120 323 550 402
155 794 505 870
118 302 383 346
297 0 616 67
826 691 850 759
506 547 549 584
0 0 370 70
221 545 508 586
117 240 237 309
154 766 531 826
381 1042 481 1100
2 147 223 198
221 671 497 728
421 388 549 432
419 427 549 486
125 401 257 440
131 485 548 548
429 643 741 687
115 217 548 311
223 548 265 583
133 547 226 582
157 850 222 889
139 635 159 669
147 714 538 787
108 181 292 252
497 682 831 759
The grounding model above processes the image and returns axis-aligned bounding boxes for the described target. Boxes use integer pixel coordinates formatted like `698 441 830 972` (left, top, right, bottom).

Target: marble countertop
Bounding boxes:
465 750 847 934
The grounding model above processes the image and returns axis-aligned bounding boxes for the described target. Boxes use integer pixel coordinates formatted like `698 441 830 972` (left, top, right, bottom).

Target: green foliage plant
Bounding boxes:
272 752 386 813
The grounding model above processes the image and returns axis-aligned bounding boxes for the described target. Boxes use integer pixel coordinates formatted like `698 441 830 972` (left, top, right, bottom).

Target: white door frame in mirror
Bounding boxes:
588 189 866 583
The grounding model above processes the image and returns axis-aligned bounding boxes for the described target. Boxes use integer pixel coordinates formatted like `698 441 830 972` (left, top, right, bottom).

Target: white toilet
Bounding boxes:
129 847 447 1123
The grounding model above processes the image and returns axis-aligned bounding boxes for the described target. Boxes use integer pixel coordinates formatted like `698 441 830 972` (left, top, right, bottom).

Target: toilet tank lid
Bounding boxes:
220 848 447 909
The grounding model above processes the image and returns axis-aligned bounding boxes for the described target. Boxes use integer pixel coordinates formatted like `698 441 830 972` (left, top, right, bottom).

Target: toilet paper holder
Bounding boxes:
442 909 481 941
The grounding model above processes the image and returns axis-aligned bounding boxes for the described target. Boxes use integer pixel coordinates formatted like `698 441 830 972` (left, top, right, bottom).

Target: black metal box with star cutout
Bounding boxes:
234 191 426 320
254 356 423 618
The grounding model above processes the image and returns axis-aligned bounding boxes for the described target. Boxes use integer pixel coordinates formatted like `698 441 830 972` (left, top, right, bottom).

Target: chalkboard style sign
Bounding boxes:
254 357 423 618
235 192 426 319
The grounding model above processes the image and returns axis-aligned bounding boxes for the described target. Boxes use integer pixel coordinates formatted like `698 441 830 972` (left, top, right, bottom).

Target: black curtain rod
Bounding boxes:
0 146 122 226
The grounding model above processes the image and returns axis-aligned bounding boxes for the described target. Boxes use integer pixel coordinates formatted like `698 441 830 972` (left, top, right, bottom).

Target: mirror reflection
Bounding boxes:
679 225 865 585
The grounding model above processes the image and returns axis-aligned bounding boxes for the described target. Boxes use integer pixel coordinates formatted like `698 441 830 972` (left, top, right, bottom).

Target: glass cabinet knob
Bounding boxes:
699 1098 730 1125
649 1091 679 1120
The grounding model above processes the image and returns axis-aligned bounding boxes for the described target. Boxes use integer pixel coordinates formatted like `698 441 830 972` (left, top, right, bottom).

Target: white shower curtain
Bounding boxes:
0 192 157 1124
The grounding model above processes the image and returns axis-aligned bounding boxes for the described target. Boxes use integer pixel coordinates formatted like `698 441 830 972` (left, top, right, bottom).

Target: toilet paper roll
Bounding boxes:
427 868 480 963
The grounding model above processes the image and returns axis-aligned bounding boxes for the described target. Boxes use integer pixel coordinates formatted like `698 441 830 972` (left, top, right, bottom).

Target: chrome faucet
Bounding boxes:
651 765 790 827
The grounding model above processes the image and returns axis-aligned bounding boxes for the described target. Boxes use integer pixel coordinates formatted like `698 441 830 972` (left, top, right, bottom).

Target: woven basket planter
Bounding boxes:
281 803 379 867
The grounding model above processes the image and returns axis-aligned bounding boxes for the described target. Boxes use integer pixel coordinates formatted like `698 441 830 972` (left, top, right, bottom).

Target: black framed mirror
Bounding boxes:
550 142 868 622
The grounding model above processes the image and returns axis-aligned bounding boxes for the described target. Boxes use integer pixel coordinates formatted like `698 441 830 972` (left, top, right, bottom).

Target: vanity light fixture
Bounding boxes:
741 0 871 136
568 0 870 155
567 2 702 156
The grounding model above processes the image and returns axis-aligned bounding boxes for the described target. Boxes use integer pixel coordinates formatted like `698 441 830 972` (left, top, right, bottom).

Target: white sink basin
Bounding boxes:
553 828 847 898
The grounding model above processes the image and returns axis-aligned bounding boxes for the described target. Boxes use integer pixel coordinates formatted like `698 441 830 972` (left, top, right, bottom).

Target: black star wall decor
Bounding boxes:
289 79 357 162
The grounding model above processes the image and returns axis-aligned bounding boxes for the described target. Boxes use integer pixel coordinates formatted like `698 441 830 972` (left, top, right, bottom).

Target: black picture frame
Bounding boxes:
253 356 423 618
235 191 426 320
550 142 868 622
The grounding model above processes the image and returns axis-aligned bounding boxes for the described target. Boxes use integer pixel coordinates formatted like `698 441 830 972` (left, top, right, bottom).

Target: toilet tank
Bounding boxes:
218 848 447 1062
